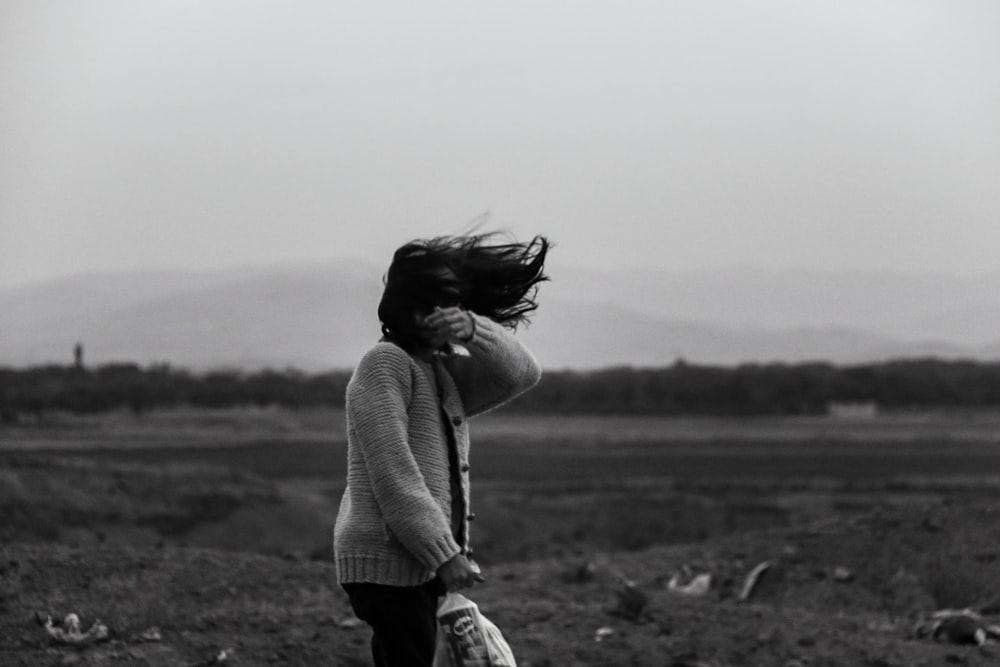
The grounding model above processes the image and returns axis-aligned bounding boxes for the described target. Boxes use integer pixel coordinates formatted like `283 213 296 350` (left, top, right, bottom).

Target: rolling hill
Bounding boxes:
2 262 999 370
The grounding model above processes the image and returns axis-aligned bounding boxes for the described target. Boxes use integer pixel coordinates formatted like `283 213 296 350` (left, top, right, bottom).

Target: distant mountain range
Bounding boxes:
2 262 1000 370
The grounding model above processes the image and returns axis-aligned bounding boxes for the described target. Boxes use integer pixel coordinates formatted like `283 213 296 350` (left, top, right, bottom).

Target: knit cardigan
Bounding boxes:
334 314 542 586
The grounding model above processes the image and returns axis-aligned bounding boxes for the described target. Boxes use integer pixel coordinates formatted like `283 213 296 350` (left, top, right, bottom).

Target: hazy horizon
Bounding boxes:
5 257 1000 370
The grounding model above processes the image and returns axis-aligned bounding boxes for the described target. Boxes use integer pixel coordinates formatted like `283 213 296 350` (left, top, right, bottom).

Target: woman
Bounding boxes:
334 233 550 666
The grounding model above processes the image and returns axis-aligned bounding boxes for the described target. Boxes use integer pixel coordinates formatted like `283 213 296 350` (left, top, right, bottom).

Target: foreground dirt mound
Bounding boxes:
2 500 999 666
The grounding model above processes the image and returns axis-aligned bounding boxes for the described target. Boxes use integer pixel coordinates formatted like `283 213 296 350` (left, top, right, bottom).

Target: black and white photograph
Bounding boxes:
3 2 1000 665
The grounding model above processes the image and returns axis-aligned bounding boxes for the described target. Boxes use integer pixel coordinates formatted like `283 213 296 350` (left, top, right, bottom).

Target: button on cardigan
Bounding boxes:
333 314 542 586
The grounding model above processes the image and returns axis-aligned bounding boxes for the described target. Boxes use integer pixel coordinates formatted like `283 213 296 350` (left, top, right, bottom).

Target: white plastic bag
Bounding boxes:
433 592 516 667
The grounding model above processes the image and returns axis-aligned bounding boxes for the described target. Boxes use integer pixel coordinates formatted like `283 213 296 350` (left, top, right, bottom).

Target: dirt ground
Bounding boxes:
3 500 999 666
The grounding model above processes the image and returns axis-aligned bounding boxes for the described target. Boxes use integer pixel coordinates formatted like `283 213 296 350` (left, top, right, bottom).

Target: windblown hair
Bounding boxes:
377 233 550 352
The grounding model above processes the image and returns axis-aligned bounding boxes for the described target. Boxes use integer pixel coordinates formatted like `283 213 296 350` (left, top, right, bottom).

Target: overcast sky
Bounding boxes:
2 1 999 287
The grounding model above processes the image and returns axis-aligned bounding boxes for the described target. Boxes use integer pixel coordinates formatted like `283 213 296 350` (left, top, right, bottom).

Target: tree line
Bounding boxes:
3 358 1000 418
506 359 1000 414
0 363 350 417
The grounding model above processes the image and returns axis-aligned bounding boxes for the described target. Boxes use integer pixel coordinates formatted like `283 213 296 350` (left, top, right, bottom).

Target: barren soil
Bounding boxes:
3 500 1000 666
4 410 1000 665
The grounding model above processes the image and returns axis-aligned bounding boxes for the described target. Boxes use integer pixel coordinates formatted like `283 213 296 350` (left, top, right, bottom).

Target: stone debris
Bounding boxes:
667 571 712 597
737 561 772 601
594 626 615 642
35 611 109 646
613 579 649 621
562 560 599 584
781 544 801 562
185 649 234 667
914 608 1000 646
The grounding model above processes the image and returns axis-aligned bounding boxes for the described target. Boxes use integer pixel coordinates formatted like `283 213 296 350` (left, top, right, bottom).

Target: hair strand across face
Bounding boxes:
377 233 551 351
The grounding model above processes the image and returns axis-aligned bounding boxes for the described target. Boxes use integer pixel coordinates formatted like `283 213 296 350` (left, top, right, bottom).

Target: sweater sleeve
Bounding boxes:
444 314 542 417
347 345 461 571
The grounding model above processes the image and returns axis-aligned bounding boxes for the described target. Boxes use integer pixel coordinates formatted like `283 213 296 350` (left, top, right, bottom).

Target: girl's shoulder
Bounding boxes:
346 342 417 403
354 340 416 378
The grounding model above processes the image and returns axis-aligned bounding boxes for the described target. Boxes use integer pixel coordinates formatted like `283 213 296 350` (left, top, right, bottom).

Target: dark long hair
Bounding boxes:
377 233 550 351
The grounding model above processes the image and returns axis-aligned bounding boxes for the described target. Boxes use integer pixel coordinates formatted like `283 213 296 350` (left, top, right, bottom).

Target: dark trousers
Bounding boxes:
342 579 445 667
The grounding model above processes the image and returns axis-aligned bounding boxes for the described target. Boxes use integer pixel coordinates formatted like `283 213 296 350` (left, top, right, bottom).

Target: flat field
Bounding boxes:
5 407 1000 481
4 408 1000 666
3 408 1000 562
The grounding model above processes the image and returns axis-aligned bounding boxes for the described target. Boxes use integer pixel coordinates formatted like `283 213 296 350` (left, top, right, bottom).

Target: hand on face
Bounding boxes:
420 306 475 348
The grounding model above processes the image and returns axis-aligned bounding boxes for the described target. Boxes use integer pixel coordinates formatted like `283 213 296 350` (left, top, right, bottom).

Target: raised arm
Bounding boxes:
443 314 542 417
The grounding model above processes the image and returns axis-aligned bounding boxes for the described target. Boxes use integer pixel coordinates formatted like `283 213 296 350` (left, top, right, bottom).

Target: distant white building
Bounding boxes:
826 401 878 419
